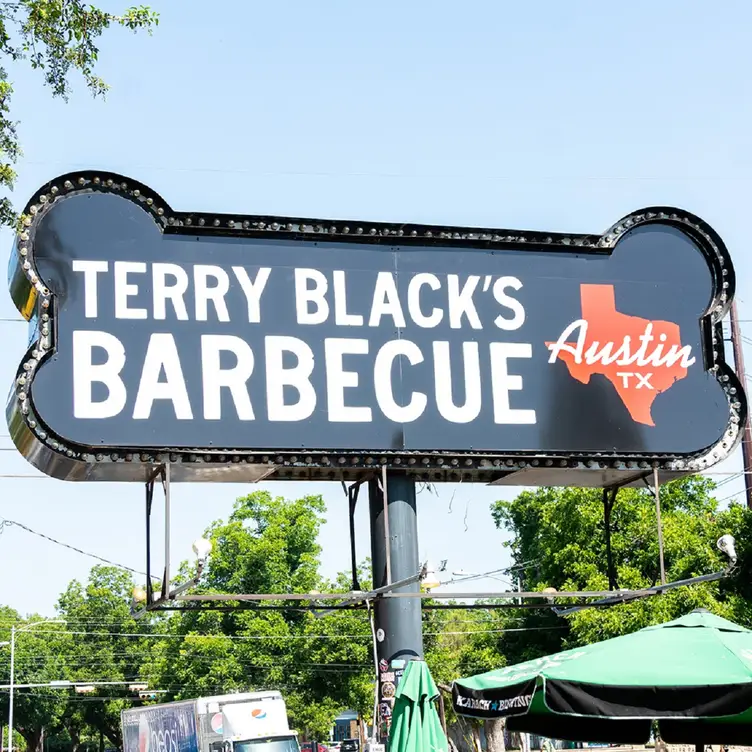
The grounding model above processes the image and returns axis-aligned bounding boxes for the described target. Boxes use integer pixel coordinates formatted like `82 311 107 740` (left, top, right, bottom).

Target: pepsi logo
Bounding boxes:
210 714 224 734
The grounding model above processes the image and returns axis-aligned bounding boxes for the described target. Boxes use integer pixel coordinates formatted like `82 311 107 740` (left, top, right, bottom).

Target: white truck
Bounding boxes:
121 691 300 752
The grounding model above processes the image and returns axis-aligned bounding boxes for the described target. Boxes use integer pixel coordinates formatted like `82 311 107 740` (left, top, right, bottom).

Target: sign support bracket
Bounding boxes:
377 467 392 586
161 462 171 601
642 472 667 586
602 486 618 591
341 473 378 592
134 463 200 618
145 473 154 606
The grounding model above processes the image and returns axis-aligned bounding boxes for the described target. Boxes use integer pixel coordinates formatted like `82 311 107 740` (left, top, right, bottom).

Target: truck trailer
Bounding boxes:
121 691 299 752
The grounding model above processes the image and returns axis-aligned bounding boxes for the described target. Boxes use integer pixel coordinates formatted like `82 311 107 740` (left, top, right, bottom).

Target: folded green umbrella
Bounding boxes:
389 660 448 752
452 609 752 745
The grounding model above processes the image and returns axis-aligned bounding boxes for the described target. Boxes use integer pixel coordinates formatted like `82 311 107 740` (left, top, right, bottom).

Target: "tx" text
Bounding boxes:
615 372 654 389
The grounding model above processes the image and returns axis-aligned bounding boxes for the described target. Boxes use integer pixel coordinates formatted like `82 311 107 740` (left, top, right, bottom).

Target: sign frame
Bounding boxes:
6 170 746 485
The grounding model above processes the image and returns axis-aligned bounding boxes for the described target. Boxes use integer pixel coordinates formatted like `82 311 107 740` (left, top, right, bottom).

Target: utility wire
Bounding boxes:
715 487 749 504
0 518 148 577
2 625 564 640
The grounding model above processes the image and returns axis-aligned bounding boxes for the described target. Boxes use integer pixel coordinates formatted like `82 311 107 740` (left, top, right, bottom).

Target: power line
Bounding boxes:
0 518 149 577
0 613 518 627
714 472 743 489
3 625 564 641
1 657 372 668
715 487 749 504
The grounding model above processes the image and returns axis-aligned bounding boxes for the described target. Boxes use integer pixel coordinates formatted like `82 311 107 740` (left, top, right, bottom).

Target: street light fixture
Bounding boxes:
717 534 738 567
420 561 441 591
542 587 558 601
192 537 212 565
132 536 213 618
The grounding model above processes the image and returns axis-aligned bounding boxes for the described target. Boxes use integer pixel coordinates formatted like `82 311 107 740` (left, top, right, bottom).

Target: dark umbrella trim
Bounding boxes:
660 720 752 744
507 715 651 744
452 678 537 719
545 678 752 718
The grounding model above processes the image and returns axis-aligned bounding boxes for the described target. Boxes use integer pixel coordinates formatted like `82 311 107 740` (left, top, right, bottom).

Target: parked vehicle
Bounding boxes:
121 691 300 752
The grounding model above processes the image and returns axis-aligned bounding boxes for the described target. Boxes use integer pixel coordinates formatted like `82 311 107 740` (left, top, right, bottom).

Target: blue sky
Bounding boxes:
0 0 750 615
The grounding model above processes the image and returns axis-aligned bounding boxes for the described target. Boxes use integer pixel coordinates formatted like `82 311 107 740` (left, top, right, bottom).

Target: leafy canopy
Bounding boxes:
0 0 158 226
146 491 374 741
488 476 751 657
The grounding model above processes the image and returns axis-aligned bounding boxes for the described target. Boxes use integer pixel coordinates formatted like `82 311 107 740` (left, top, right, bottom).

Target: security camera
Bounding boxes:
717 534 738 567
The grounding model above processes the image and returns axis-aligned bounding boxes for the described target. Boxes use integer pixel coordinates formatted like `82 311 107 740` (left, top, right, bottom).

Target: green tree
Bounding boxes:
147 491 374 741
490 476 750 655
0 0 158 226
57 565 158 748
0 608 69 752
424 604 510 752
436 477 752 752
49 702 87 752
289 569 373 738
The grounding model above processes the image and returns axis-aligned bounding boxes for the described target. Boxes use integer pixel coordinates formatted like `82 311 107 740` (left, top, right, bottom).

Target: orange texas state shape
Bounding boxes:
546 284 696 427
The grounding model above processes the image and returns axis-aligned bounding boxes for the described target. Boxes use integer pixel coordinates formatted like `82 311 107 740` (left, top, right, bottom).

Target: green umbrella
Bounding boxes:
388 660 448 752
452 609 752 745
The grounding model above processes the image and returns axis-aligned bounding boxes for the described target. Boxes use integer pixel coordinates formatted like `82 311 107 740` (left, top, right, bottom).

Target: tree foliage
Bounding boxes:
4 478 750 751
146 491 374 741
57 565 158 748
490 476 752 656
0 607 69 752
0 0 158 226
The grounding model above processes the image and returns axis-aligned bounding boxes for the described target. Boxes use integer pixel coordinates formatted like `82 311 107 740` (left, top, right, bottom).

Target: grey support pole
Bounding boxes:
369 471 423 742
369 472 424 664
7 626 14 752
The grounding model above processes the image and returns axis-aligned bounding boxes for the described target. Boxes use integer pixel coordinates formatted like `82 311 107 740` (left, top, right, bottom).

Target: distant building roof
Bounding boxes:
334 710 358 722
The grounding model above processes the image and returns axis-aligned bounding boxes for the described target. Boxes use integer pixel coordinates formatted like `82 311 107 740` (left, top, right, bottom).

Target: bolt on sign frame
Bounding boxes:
6 171 746 488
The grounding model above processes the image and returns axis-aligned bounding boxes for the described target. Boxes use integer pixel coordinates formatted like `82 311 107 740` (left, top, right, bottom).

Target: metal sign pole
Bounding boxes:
161 463 171 601
368 473 423 662
654 468 667 586
7 626 14 752
730 300 752 509
380 467 392 586
369 472 423 742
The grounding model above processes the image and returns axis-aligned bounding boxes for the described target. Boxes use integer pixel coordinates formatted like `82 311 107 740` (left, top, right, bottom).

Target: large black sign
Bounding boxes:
6 172 745 483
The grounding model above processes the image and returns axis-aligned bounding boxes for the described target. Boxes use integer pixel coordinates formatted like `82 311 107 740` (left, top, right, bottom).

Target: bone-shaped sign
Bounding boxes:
6 171 745 484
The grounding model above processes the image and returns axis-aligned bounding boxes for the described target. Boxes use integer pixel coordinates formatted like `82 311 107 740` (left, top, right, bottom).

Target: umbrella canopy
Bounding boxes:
389 660 448 752
452 609 752 744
